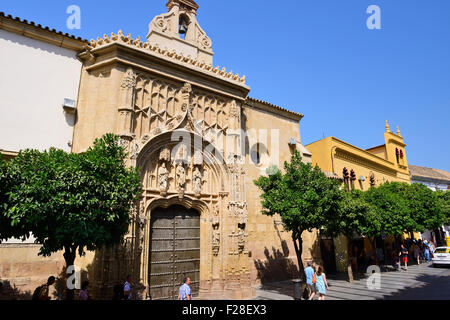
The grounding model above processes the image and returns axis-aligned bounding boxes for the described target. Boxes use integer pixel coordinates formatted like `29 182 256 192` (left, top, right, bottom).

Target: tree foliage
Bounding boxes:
326 190 381 239
362 182 413 236
254 150 343 280
0 134 142 259
436 190 450 226
363 182 447 236
255 151 343 235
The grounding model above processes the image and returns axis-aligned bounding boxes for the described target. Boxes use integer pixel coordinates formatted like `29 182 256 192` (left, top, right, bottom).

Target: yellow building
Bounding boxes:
306 122 412 272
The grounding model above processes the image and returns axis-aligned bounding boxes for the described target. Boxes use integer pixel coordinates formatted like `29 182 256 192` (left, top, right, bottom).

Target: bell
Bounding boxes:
179 18 188 34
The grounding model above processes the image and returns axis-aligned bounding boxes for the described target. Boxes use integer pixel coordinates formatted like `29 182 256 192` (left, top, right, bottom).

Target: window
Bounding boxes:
179 14 189 40
250 143 267 166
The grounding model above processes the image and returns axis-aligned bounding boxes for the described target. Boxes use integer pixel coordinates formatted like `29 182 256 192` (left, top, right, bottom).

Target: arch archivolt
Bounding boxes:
134 131 231 291
116 68 250 296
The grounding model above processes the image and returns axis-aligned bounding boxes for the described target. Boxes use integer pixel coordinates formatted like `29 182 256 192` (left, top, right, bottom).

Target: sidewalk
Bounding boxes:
252 263 450 300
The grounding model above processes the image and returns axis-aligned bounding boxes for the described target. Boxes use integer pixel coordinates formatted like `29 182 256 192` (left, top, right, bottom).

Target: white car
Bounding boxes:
432 247 450 267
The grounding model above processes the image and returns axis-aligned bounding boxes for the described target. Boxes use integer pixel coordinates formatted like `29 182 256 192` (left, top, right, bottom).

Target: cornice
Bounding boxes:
85 31 247 86
82 43 249 101
0 12 87 51
387 138 407 147
330 137 404 166
334 147 399 177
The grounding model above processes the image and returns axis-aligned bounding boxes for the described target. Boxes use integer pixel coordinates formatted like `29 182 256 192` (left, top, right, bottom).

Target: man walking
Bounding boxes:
32 276 56 301
304 262 315 300
399 244 409 271
178 277 192 301
124 275 133 300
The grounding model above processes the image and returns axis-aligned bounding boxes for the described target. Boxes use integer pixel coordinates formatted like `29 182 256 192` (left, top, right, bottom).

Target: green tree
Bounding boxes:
436 190 450 226
0 134 142 300
363 182 413 238
254 150 343 281
404 184 447 235
324 190 381 282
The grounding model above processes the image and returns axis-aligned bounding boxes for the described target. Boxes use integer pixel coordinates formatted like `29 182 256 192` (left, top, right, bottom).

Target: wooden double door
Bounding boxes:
148 205 200 300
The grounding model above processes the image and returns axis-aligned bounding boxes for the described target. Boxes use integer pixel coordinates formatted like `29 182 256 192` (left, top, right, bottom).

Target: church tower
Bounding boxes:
147 0 214 65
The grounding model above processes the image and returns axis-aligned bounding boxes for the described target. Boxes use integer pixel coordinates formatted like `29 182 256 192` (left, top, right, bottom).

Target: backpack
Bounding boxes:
312 274 317 284
32 285 44 301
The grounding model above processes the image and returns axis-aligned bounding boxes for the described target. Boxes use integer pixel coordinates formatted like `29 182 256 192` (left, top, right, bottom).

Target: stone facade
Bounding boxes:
70 0 316 299
0 1 319 300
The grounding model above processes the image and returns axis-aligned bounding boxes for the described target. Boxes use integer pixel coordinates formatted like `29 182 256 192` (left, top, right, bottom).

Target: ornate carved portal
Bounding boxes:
110 67 251 299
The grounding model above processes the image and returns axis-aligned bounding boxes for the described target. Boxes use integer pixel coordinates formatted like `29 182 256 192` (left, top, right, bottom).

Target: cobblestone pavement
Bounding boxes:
252 263 450 300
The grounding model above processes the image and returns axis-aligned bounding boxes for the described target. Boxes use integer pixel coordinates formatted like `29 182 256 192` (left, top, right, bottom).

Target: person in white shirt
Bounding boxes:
124 275 133 300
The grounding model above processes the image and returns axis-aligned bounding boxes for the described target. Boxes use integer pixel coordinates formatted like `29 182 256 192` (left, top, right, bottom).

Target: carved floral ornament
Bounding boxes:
121 68 137 89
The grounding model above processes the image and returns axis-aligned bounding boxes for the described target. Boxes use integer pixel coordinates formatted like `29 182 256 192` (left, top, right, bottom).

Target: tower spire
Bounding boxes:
397 126 402 137
385 120 391 133
166 0 199 12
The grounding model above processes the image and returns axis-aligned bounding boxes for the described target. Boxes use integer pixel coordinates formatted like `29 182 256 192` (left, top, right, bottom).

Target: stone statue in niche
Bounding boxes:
193 150 203 166
212 204 220 256
158 162 168 195
130 139 140 159
159 147 171 162
193 166 202 196
237 202 248 227
176 162 186 191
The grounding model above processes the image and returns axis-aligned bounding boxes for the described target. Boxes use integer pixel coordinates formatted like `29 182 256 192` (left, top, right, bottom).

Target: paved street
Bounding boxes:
253 263 450 300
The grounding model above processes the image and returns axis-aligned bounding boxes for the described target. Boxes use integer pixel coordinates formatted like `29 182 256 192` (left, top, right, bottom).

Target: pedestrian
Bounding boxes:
304 262 315 300
376 247 384 265
430 241 436 257
424 240 432 262
124 275 133 300
32 276 56 301
413 245 420 265
178 277 192 301
113 284 124 300
308 266 329 301
79 281 89 300
399 244 409 271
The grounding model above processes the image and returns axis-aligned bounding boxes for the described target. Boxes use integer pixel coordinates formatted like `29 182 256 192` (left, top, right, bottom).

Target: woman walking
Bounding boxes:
414 245 420 265
309 266 329 301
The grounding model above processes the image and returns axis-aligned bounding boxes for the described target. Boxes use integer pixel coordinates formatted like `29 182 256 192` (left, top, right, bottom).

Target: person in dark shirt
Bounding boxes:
399 244 409 271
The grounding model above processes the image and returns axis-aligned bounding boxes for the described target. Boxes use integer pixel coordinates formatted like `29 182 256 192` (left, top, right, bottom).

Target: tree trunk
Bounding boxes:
347 238 354 283
292 231 308 300
292 231 306 281
63 246 77 301
370 237 379 265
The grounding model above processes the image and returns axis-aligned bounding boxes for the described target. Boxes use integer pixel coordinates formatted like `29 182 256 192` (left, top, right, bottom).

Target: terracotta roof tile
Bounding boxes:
409 165 450 182
0 11 88 43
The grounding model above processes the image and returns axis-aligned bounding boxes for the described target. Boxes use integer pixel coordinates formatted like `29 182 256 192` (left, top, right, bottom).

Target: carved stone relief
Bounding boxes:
212 203 220 256
193 166 202 197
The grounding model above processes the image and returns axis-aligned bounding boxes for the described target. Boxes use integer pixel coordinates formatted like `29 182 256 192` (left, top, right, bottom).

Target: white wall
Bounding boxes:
413 178 450 245
411 179 448 191
0 29 82 153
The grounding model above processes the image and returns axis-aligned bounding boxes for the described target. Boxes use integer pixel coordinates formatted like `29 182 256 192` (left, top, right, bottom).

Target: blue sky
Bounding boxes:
2 0 449 171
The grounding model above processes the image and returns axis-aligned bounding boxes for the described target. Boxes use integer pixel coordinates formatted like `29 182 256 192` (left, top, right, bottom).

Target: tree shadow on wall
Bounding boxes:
253 241 300 285
0 279 32 300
